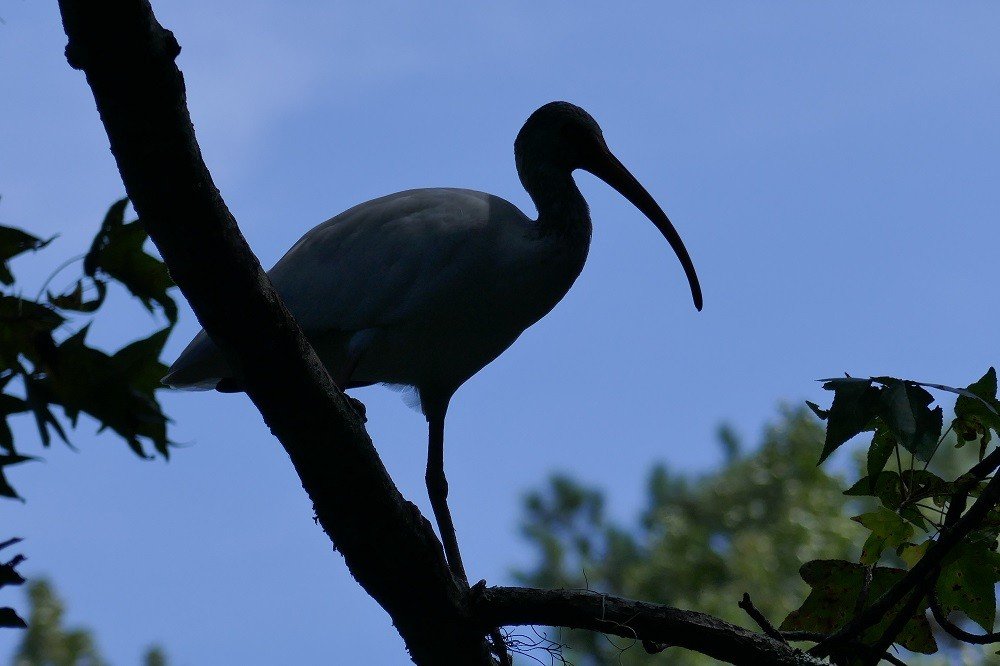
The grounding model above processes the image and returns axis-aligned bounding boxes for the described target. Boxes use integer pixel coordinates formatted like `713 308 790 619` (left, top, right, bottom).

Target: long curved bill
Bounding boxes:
587 149 703 311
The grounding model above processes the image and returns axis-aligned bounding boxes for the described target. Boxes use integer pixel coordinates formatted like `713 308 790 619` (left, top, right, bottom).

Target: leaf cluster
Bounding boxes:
0 538 27 629
0 198 178 500
785 370 1000 661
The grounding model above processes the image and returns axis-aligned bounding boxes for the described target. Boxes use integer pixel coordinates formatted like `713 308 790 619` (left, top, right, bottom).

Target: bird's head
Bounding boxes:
515 101 608 173
516 101 703 311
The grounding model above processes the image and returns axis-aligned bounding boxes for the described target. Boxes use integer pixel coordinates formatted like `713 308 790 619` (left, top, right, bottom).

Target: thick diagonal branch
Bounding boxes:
56 2 492 663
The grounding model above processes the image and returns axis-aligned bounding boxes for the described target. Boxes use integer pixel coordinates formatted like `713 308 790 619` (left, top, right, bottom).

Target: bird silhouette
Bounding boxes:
164 101 702 587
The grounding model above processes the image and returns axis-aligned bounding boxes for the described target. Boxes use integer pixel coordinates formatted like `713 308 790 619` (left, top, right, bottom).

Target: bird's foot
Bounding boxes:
347 396 367 422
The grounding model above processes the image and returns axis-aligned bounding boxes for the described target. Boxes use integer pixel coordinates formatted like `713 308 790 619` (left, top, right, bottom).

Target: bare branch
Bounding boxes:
930 591 1000 645
473 586 825 666
864 576 935 666
738 593 787 645
780 632 909 666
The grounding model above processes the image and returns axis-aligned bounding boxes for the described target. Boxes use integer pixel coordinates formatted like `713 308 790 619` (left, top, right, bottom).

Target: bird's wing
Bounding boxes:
268 188 529 334
163 188 531 389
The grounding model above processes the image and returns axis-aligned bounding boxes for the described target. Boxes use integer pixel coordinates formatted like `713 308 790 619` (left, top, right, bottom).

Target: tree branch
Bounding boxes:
472 586 825 666
929 589 1000 644
55 2 492 663
738 592 787 645
779 633 909 666
813 449 1000 658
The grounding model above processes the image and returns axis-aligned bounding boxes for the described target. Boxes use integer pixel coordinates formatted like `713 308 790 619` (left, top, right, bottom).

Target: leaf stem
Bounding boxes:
922 425 953 472
34 253 85 302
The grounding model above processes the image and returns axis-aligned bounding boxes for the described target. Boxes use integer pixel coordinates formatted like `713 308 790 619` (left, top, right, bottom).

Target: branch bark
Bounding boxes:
56 2 492 663
473 586 824 666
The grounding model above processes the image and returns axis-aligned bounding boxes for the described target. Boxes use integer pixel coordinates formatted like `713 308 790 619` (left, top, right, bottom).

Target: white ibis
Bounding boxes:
164 101 702 587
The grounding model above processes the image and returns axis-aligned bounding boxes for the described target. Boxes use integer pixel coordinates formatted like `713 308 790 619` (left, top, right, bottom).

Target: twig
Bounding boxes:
929 590 1000 644
780 631 909 665
863 574 935 666
34 253 85 302
489 627 514 666
853 565 873 617
922 425 952 472
738 593 787 644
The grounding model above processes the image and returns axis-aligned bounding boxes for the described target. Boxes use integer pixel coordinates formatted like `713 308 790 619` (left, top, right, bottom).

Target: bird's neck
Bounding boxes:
519 163 593 240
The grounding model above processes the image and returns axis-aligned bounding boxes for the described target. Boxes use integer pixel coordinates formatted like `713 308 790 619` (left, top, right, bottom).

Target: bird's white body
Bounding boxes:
164 188 590 410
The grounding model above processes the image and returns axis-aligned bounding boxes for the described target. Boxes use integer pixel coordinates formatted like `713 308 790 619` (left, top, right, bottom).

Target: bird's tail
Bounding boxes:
161 330 231 390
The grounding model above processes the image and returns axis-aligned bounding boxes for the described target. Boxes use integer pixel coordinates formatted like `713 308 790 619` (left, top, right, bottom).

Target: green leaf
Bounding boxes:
805 400 828 420
867 430 896 489
853 509 910 541
47 279 107 314
0 537 22 552
900 541 930 567
954 368 1000 453
817 378 881 463
899 470 951 504
853 509 913 564
84 198 177 323
0 608 26 629
781 560 936 654
0 536 26 628
23 376 67 448
953 369 1000 413
845 471 903 510
0 391 28 454
41 326 171 458
876 379 943 461
859 533 885 566
0 295 63 370
936 540 1000 633
0 454 36 500
899 505 930 531
781 560 859 635
111 327 171 396
0 224 54 285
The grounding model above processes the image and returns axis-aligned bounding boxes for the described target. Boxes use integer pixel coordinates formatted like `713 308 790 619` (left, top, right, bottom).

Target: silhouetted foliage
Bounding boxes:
0 537 27 629
0 197 176 496
1 197 177 630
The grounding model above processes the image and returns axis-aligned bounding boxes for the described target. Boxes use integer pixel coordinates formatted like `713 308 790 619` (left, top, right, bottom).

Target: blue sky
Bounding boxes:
2 2 1000 664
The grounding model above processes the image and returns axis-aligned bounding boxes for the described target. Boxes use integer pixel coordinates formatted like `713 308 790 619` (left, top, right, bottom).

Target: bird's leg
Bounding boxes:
427 416 512 664
426 415 469 588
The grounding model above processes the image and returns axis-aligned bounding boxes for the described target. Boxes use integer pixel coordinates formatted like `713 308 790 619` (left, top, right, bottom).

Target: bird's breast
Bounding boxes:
351 232 588 392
